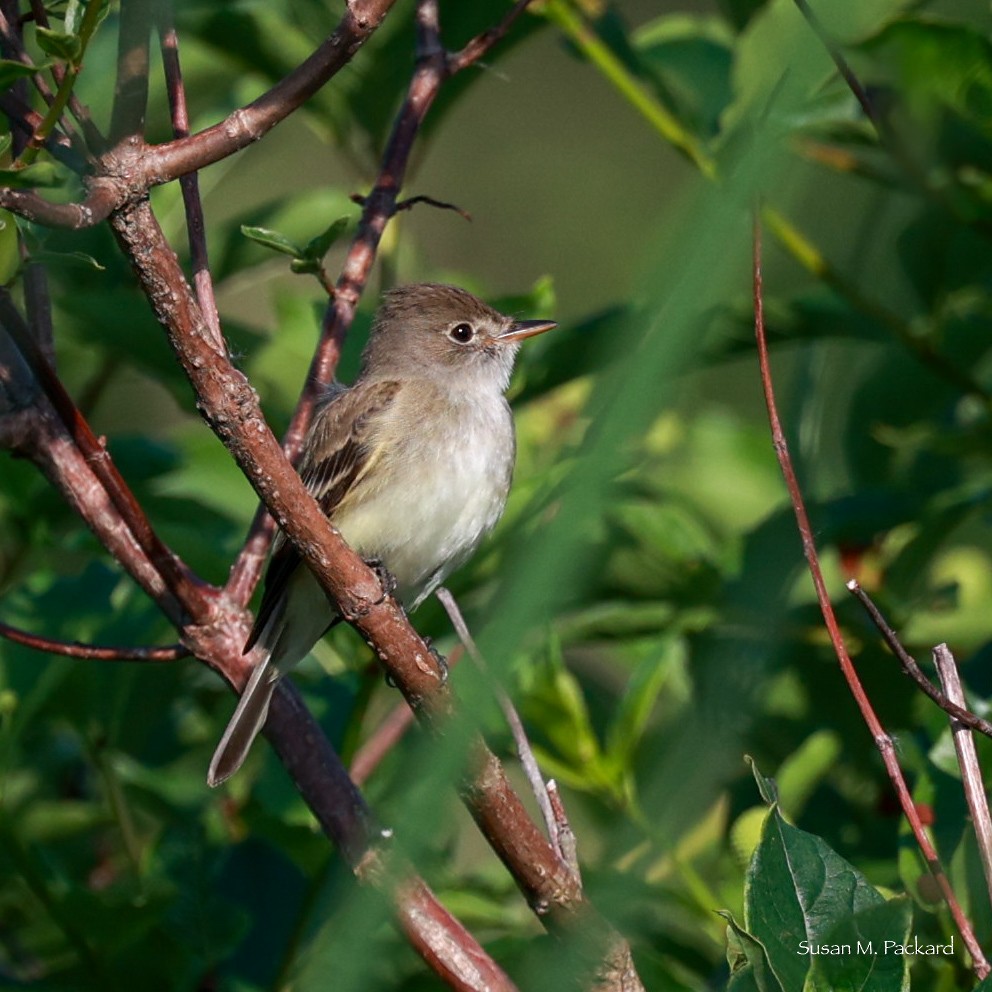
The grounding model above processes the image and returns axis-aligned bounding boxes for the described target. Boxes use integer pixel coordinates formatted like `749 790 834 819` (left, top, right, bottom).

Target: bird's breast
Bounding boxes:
332 387 515 607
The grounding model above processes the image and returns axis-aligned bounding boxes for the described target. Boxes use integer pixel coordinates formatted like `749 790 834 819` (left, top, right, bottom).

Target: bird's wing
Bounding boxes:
244 379 402 654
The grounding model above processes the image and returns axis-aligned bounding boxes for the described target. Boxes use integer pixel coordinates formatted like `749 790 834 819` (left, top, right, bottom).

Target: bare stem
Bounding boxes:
753 212 989 980
932 645 992 912
847 580 992 738
436 587 562 861
0 619 187 661
157 4 222 350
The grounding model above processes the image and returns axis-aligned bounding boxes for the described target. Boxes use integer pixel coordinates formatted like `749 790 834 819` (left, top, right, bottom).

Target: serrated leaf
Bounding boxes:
239 224 303 257
35 26 83 64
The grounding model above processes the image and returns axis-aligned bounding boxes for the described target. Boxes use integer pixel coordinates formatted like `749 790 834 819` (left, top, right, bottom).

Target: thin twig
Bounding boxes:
142 0 401 183
0 619 187 661
20 0 105 164
547 780 580 882
847 579 992 738
753 213 990 979
157 4 223 350
228 0 540 602
22 0 102 154
263 679 519 992
790 0 877 126
932 644 992 911
394 194 472 221
107 0 151 148
349 699 417 787
436 587 561 861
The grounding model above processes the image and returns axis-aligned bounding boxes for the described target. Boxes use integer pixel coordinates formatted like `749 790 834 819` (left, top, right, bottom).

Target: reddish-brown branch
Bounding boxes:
0 184 119 228
227 0 541 604
0 619 187 661
111 161 638 992
14 403 184 624
753 214 990 980
0 0 399 230
0 0 642 981
186 627 518 992
142 0 399 184
393 877 520 992
158 6 222 350
0 291 212 618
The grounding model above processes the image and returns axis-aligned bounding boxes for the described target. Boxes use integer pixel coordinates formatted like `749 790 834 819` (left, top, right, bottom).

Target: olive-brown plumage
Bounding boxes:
208 283 555 786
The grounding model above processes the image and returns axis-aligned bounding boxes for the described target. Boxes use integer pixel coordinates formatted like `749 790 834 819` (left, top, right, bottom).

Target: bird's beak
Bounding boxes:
497 318 557 343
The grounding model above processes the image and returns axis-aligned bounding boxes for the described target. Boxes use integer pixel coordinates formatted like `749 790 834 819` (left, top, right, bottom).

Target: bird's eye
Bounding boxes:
449 322 475 344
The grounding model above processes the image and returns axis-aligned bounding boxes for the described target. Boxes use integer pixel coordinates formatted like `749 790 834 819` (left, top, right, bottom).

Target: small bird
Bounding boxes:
208 283 556 786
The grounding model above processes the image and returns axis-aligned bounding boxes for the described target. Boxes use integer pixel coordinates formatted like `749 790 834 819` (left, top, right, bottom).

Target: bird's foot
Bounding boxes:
423 636 449 685
364 557 398 598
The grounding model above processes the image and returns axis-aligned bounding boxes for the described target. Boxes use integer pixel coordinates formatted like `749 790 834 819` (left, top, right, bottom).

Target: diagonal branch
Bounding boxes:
111 120 640 992
0 619 187 661
0 0 400 229
753 212 990 980
142 0 400 183
227 0 543 604
847 579 992 738
157 2 222 350
0 290 212 617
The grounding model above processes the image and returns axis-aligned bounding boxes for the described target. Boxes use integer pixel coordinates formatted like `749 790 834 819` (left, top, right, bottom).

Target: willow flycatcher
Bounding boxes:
208 283 556 785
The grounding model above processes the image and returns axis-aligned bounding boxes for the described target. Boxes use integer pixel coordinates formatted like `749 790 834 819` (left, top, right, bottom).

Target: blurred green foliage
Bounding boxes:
2 0 992 989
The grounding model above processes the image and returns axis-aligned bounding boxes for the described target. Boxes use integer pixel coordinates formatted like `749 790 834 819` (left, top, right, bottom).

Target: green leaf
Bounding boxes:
238 224 303 257
34 26 83 64
745 756 779 806
862 19 992 125
606 632 684 764
719 910 785 992
0 208 20 284
289 257 320 274
0 59 49 90
28 249 105 271
63 0 84 35
301 216 350 261
745 806 912 992
774 730 843 817
0 161 67 189
634 14 734 138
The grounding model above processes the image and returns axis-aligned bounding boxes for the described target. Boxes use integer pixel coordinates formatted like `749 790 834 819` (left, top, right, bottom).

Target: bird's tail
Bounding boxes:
207 653 279 787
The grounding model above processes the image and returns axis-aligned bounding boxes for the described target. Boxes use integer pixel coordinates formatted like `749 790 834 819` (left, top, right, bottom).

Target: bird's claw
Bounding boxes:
364 557 398 598
423 636 449 684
